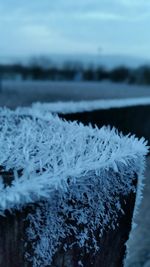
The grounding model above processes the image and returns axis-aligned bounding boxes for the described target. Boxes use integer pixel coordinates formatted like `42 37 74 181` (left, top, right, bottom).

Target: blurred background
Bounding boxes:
0 1 150 266
1 0 150 107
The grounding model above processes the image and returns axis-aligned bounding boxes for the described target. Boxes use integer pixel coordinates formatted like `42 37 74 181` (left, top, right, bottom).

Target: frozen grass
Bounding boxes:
1 81 150 108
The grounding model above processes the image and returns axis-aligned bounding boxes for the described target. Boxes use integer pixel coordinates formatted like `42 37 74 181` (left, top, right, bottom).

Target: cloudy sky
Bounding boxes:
0 0 150 59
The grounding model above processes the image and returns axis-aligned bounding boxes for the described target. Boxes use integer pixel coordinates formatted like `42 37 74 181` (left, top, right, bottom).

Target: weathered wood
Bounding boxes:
60 105 150 146
0 177 137 267
51 186 136 267
0 210 28 267
0 169 30 267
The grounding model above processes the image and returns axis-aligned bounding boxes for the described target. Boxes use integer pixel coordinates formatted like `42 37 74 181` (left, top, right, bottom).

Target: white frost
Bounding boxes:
31 97 150 114
0 108 148 213
0 107 148 266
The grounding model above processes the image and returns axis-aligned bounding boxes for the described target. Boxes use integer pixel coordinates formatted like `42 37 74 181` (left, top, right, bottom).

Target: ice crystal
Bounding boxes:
0 108 148 266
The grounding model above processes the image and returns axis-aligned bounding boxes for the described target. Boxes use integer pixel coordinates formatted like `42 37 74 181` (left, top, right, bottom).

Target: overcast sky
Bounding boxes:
0 0 150 59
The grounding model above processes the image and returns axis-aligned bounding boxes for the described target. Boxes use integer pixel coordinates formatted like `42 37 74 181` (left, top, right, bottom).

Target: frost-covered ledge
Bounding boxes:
25 100 150 144
0 108 148 267
31 98 150 114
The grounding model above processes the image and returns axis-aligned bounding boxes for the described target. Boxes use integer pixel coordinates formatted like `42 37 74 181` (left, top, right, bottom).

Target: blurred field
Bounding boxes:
1 81 150 108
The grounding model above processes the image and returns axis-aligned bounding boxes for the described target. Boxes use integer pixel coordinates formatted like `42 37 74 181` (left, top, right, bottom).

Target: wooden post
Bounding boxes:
0 112 146 267
51 186 137 267
0 173 137 267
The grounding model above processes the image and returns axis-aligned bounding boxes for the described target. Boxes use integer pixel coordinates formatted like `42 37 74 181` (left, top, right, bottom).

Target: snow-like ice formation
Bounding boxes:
0 108 148 212
0 108 148 266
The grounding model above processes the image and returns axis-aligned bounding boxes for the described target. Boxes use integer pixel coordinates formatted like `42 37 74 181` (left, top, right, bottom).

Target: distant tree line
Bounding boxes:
1 60 150 85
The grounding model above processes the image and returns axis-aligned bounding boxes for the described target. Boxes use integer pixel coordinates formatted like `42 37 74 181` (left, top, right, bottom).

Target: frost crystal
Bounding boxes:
31 97 150 114
0 108 148 266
